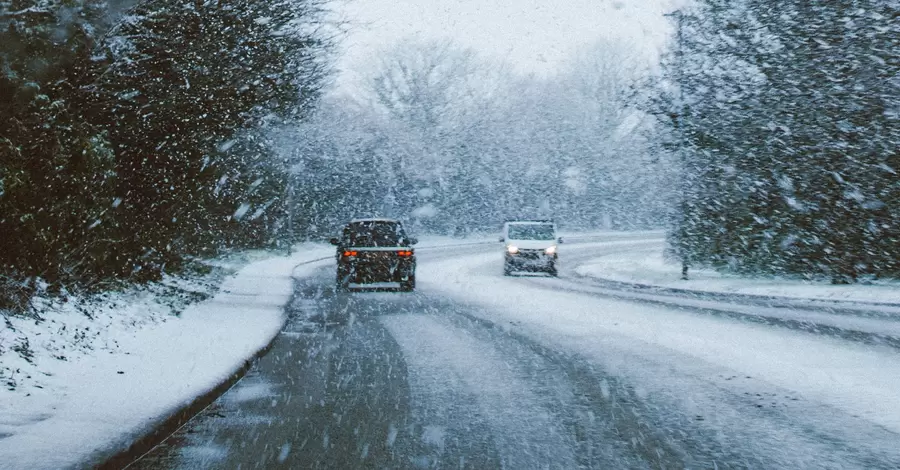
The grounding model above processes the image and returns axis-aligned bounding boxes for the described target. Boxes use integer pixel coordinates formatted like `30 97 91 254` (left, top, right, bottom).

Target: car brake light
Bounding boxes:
397 250 413 256
343 251 358 257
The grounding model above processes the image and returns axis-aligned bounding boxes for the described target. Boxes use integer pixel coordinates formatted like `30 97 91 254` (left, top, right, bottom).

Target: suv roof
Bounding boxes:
351 217 400 223
340 219 411 247
504 219 554 224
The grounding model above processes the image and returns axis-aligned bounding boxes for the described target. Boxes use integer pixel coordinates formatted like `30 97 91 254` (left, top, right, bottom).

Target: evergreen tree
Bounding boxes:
660 0 899 281
0 0 333 308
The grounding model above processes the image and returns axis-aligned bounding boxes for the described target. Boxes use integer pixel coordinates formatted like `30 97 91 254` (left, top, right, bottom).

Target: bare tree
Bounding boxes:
562 39 650 139
297 37 673 233
368 39 503 132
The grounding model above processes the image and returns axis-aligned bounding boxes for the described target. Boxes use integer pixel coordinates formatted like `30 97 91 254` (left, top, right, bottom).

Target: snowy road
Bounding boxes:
129 237 900 469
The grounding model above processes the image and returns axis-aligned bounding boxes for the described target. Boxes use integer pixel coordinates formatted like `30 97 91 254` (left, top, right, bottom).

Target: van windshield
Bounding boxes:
507 224 555 240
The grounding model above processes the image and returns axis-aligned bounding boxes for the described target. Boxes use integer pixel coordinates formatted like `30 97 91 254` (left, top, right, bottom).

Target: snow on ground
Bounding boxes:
0 244 332 470
417 244 900 463
576 242 900 304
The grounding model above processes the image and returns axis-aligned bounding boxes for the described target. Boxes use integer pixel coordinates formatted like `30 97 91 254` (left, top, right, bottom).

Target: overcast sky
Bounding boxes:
332 0 676 94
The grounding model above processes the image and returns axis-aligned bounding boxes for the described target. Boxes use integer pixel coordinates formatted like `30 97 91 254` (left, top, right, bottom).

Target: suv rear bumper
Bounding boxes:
337 258 416 284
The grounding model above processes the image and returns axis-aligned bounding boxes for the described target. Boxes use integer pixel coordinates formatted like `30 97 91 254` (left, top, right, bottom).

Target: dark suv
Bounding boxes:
330 218 418 291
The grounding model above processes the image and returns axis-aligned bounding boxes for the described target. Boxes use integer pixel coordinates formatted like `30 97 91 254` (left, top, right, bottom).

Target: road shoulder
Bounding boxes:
0 245 331 470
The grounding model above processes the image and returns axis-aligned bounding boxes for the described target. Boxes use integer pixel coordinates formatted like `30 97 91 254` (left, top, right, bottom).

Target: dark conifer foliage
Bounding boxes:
660 0 899 282
0 0 332 309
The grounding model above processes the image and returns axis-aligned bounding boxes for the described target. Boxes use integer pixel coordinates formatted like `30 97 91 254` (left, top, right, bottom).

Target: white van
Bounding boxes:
500 220 562 276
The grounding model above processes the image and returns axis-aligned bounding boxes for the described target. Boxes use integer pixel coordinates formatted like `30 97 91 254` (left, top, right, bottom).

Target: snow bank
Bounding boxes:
0 244 332 470
576 243 900 305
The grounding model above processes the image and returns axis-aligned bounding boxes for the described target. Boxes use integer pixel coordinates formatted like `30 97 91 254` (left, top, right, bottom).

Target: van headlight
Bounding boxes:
545 245 557 255
507 245 519 254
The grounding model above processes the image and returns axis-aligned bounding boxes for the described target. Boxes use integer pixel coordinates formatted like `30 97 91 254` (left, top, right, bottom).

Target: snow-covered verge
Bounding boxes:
0 244 331 470
576 243 900 305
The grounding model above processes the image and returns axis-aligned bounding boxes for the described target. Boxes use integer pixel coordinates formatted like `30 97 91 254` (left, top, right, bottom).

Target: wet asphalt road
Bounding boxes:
129 247 678 469
129 243 900 470
131 274 621 468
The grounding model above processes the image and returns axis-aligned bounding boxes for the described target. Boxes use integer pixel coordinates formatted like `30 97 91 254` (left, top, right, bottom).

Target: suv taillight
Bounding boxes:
397 250 413 257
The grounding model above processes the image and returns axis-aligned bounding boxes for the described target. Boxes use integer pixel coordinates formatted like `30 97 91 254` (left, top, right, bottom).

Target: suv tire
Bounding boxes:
336 270 351 291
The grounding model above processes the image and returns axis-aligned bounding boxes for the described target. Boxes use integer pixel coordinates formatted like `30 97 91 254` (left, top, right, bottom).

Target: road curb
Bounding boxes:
91 239 628 468
94 257 331 470
570 248 900 311
95 327 283 470
572 270 900 310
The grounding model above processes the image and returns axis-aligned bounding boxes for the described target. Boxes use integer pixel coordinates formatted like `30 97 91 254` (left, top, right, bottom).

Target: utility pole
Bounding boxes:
664 9 690 280
286 160 294 255
282 137 298 256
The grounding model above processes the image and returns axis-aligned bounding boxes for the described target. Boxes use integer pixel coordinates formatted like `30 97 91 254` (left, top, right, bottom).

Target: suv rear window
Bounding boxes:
507 224 555 240
342 221 410 247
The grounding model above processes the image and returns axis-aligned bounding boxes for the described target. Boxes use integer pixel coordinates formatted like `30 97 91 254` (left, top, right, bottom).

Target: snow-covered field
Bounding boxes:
0 244 332 470
576 243 900 304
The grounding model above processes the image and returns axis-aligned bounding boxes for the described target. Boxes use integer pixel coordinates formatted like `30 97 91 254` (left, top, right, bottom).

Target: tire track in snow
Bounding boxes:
381 314 579 469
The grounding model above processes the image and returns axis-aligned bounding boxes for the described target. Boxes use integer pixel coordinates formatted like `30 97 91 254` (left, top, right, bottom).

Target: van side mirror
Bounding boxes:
329 237 340 246
557 237 564 244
